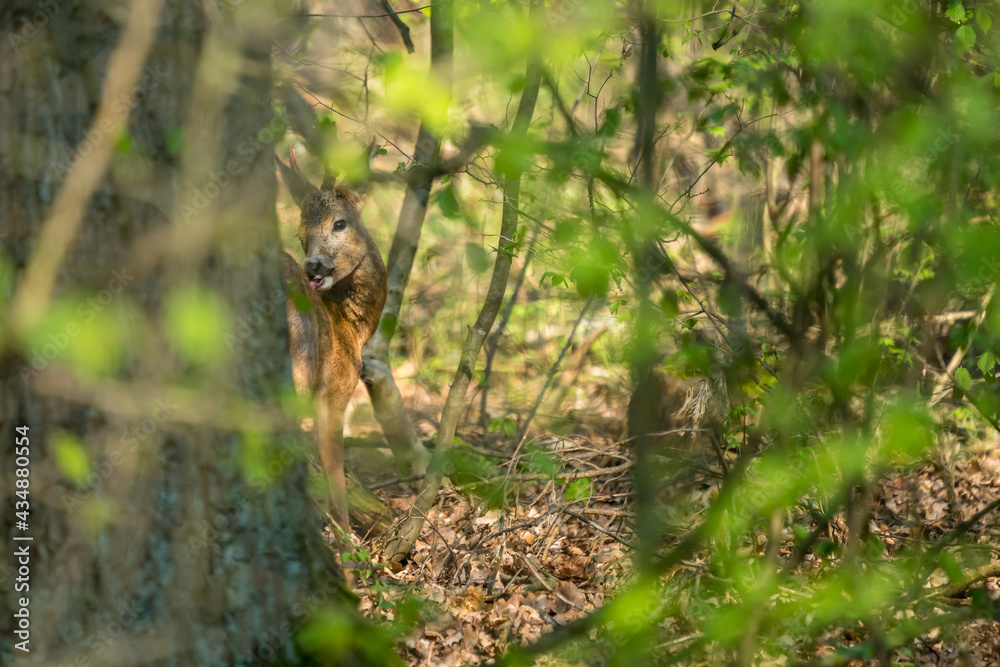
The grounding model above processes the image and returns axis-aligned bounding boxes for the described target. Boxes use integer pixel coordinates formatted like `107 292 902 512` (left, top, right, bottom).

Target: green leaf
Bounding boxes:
977 351 996 375
565 478 592 501
705 147 730 165
865 535 885 559
553 218 580 244
499 242 518 261
53 432 91 485
488 417 517 438
379 312 397 338
290 287 312 315
25 294 126 377
660 290 679 317
597 107 622 138
465 242 492 274
946 2 966 24
956 25 976 51
940 552 964 583
238 431 268 482
541 271 566 288
881 404 935 463
524 444 559 478
436 184 462 219
977 9 993 32
164 286 230 368
569 238 617 298
954 366 973 392
571 264 610 297
115 133 131 154
166 127 184 154
494 135 536 180
814 539 838 557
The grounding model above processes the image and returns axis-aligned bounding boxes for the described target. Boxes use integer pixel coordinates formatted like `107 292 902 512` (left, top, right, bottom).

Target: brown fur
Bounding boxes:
279 154 387 535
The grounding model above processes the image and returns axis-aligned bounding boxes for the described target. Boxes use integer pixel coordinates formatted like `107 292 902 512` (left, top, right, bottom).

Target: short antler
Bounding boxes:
320 171 337 191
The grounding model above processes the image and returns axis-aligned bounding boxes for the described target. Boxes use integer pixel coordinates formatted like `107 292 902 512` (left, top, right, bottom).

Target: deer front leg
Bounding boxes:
315 397 349 540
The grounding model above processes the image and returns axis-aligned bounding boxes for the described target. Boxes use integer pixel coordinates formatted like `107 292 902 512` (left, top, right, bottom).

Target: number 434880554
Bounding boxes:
14 425 30 503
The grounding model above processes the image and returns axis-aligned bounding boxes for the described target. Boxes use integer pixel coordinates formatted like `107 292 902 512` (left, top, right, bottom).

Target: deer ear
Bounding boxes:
276 147 319 207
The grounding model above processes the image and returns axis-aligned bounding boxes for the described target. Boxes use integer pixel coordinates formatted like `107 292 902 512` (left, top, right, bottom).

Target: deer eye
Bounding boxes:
333 219 347 232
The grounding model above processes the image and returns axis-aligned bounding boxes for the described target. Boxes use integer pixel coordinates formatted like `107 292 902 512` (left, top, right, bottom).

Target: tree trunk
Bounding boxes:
630 6 664 577
0 2 352 664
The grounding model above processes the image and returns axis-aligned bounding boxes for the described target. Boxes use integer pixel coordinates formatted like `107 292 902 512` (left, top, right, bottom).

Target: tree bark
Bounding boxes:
630 6 665 577
0 2 355 664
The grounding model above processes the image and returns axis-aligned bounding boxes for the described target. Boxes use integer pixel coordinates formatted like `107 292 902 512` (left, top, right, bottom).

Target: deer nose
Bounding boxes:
304 258 332 277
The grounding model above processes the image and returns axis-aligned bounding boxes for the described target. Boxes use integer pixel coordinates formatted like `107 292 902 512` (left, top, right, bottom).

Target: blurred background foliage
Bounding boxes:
271 0 1000 662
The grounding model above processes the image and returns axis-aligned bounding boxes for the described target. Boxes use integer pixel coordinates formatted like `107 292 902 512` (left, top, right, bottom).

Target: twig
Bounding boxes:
561 508 636 549
929 310 976 324
515 552 558 594
654 633 702 649
302 3 444 19
368 474 426 491
376 0 415 53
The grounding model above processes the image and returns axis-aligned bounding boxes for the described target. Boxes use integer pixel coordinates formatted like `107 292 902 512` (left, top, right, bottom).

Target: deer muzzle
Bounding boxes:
304 257 335 292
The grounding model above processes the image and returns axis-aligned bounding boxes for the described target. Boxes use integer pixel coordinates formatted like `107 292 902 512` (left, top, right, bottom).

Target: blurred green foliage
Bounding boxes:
52 430 91 485
164 284 230 369
316 0 1000 662
8 0 1000 662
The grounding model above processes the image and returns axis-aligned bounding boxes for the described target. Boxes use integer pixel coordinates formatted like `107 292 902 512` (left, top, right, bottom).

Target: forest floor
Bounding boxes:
332 365 1000 667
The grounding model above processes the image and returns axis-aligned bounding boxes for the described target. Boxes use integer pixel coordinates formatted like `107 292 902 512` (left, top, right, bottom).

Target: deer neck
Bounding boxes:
321 243 386 345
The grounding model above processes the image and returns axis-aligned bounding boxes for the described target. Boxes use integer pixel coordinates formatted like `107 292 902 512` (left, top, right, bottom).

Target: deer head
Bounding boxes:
277 148 375 293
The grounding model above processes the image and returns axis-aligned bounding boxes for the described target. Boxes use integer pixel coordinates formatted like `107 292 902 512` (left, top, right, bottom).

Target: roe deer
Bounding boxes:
277 149 387 536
